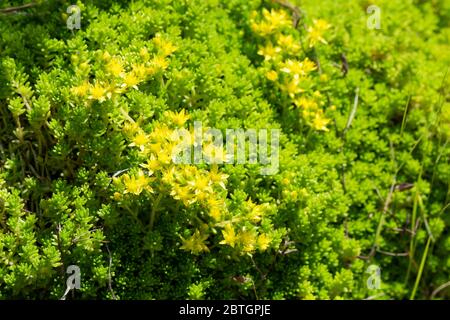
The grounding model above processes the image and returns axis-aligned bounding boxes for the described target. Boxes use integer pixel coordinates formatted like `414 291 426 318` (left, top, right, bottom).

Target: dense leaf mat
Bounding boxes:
0 0 449 299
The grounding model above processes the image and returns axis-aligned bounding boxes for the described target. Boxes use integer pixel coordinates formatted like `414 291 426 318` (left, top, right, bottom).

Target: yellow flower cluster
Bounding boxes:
307 19 331 48
114 109 278 255
121 113 228 215
218 198 276 253
251 8 332 131
180 229 209 254
113 110 226 253
70 35 177 103
280 172 309 203
251 9 291 36
294 91 331 131
121 170 154 196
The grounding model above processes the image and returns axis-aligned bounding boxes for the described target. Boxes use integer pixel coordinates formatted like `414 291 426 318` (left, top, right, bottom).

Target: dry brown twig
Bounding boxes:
430 280 450 299
376 249 409 257
0 1 37 14
105 243 118 300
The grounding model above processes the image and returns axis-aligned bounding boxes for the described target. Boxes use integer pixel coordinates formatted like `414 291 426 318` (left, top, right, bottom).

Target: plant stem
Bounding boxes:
410 236 431 300
149 193 163 230
405 190 419 284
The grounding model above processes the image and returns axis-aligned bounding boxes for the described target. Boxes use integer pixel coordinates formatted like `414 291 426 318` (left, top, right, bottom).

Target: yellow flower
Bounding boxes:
313 19 331 31
262 8 290 30
129 131 149 151
122 170 153 195
151 55 169 71
257 233 271 251
71 81 90 97
171 185 195 206
246 199 270 222
159 41 177 57
150 124 172 143
161 166 177 185
257 42 281 61
132 64 148 79
266 70 278 81
146 65 157 76
123 73 140 89
294 97 318 110
238 229 257 253
307 19 331 47
180 230 209 254
189 174 212 194
281 78 304 98
209 206 222 221
136 172 154 192
311 112 331 131
280 58 316 79
157 149 172 165
152 33 164 46
106 58 124 77
208 165 228 190
89 83 108 101
207 197 224 209
207 197 226 221
122 121 140 136
303 58 318 73
182 166 198 180
220 224 237 248
140 155 161 174
113 192 122 201
148 142 162 154
277 34 300 53
251 21 275 36
195 190 208 202
165 109 190 127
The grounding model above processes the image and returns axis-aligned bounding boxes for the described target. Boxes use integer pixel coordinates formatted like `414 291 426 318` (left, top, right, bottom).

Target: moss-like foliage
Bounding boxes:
0 0 449 299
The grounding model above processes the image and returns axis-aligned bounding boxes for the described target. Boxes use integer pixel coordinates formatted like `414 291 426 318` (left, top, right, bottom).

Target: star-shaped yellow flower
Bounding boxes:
220 224 237 248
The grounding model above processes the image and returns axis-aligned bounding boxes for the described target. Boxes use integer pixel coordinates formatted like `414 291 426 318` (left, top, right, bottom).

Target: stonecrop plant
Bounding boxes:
252 8 333 131
0 0 449 300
